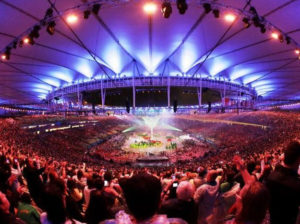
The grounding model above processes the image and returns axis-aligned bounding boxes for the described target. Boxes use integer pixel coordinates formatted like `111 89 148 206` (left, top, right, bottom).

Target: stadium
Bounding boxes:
0 1 299 224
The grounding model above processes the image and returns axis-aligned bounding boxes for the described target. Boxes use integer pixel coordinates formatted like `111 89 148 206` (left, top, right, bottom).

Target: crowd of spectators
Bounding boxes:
0 111 299 224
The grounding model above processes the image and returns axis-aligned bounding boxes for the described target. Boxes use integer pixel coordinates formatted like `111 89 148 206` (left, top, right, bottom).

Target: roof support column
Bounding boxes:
62 89 65 111
100 79 106 109
62 89 66 117
77 82 80 108
79 92 83 110
132 76 136 112
52 91 57 112
47 94 50 111
237 88 241 114
251 95 255 109
167 76 171 108
197 74 202 109
103 90 106 107
222 80 226 107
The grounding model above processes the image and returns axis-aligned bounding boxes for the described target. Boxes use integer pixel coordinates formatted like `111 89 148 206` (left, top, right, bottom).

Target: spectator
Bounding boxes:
160 181 197 224
225 181 269 224
85 190 113 224
0 191 25 224
0 112 300 224
266 141 300 224
194 170 222 224
17 192 41 224
40 184 83 224
83 176 96 208
66 179 84 222
23 158 45 208
103 173 187 224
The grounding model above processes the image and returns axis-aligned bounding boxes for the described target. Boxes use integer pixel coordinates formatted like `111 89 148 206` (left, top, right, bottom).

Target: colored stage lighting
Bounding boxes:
144 2 157 15
23 37 30 44
224 13 236 22
66 14 78 24
4 47 11 60
271 32 279 40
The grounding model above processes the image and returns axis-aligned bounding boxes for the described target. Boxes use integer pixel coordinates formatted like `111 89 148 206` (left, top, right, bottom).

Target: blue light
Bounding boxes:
42 78 60 87
103 44 123 74
135 51 151 72
152 52 164 73
76 63 94 78
256 85 275 96
242 74 264 85
33 84 53 91
31 88 49 94
169 72 179 76
208 57 230 76
51 72 73 83
179 43 197 73
38 94 47 99
230 68 253 80
251 80 273 88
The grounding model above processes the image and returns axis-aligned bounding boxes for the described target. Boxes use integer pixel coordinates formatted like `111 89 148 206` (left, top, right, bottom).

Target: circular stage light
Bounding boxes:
271 32 279 40
23 37 30 44
224 13 236 22
66 14 78 24
144 2 157 15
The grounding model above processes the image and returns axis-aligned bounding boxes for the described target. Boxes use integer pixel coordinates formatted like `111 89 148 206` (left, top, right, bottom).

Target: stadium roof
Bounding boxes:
0 0 300 104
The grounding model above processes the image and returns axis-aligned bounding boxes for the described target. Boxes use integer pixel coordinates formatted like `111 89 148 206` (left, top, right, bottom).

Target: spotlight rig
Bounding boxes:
25 34 35 45
46 21 56 35
1 0 299 63
162 1 172 18
82 4 101 19
19 40 24 48
30 25 41 39
242 17 251 28
252 15 260 27
83 10 91 19
44 8 53 20
12 41 17 49
92 4 101 15
3 47 11 60
279 34 284 43
247 6 270 35
177 0 188 15
259 24 266 33
212 9 220 18
203 3 211 14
